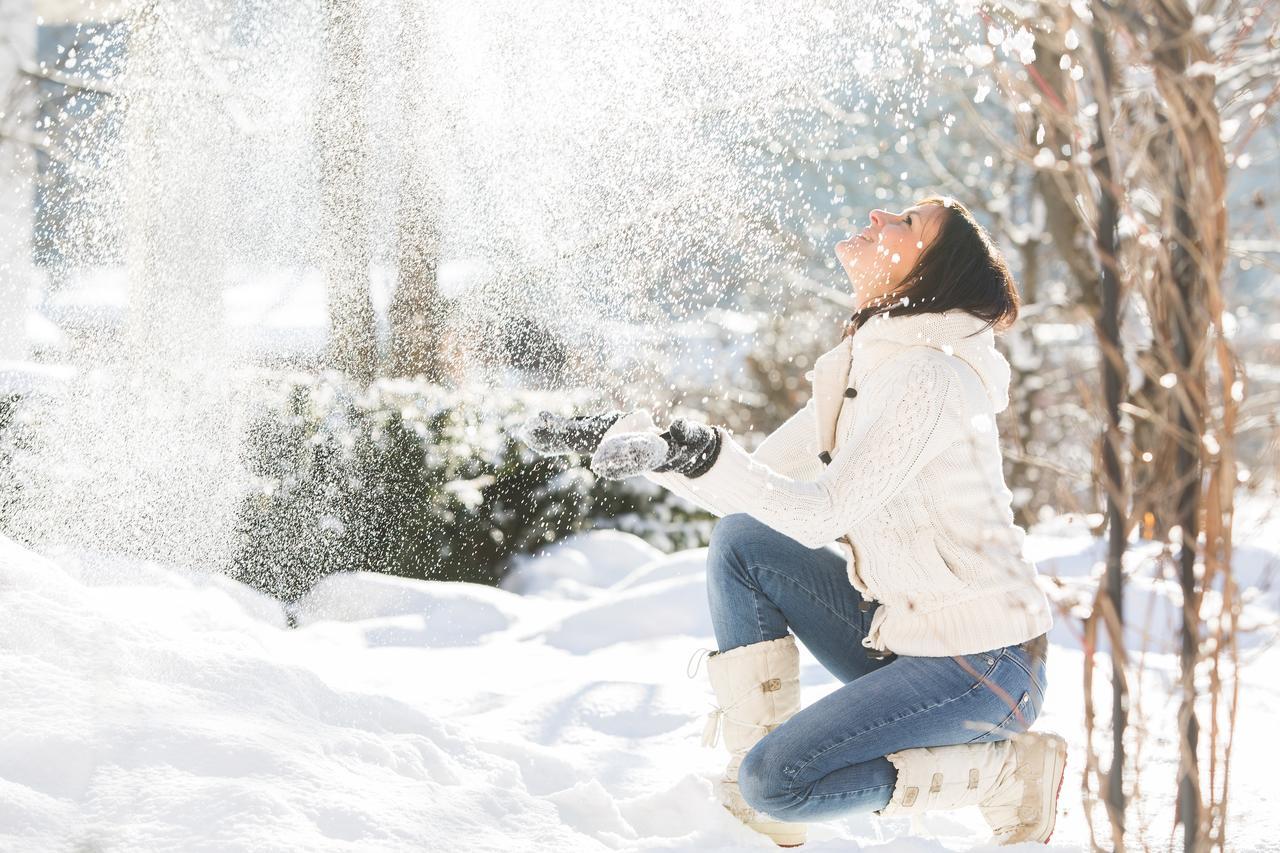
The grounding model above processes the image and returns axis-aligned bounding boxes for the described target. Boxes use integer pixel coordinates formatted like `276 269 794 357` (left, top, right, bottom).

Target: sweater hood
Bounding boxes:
849 310 1012 413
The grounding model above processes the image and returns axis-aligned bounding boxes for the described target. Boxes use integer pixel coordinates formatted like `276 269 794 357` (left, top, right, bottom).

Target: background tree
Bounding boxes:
315 0 377 386
973 1 1271 847
386 0 456 384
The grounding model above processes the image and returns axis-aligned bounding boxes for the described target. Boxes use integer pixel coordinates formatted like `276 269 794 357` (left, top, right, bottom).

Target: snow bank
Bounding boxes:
499 530 663 598
0 537 602 853
3 517 1278 852
295 571 525 646
537 574 712 654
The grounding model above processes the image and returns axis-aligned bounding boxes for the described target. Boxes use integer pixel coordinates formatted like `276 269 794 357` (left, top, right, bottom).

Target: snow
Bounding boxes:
0 360 77 396
499 531 665 598
3 497 1279 852
296 572 526 645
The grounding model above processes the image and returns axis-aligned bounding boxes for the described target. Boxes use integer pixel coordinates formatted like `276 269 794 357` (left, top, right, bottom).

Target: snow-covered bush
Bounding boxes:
226 373 712 603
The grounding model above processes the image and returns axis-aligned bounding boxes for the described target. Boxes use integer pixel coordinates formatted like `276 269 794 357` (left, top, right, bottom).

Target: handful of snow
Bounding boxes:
590 432 669 481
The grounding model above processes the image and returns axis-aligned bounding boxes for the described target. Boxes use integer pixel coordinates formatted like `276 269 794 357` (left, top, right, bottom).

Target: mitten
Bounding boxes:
517 409 626 456
591 416 724 480
653 417 723 476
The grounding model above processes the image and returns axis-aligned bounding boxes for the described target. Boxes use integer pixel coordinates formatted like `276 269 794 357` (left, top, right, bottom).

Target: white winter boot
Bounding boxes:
692 634 807 848
876 730 1068 845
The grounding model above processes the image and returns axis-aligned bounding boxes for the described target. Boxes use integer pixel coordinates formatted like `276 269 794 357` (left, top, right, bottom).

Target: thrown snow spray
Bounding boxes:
423 1 985 356
1 0 983 573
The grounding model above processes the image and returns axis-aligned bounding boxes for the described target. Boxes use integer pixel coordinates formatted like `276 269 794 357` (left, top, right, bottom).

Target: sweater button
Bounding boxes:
844 387 858 398
818 450 832 465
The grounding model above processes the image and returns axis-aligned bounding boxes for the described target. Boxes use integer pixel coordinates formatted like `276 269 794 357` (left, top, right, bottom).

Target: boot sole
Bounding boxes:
726 805 807 846
747 819 806 847
718 781 807 847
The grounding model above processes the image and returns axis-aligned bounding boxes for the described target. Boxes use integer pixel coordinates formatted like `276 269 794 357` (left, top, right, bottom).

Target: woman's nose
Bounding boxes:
868 209 887 227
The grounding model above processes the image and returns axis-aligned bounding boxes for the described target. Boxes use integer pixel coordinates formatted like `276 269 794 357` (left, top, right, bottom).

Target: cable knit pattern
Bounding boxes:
687 353 963 547
643 310 1054 657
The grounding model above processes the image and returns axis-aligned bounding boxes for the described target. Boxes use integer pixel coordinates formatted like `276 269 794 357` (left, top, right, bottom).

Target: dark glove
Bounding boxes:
517 410 626 456
652 417 723 477
590 416 724 480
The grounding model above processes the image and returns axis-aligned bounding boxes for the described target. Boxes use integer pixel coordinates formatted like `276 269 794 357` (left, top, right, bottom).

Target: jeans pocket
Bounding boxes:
999 688 1037 735
964 688 1036 743
962 651 1039 743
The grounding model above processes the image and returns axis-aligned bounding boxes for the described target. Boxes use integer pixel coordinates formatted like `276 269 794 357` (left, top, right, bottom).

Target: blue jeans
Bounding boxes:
706 513 1048 821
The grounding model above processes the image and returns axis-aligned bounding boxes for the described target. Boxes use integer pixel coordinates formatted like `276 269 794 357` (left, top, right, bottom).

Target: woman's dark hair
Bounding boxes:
840 195 1020 340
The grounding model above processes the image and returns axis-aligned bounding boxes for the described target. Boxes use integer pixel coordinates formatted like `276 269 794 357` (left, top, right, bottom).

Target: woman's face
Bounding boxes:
834 204 948 308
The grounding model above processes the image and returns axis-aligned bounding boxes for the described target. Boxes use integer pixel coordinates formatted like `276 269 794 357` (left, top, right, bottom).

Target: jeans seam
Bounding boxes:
804 782 894 801
964 692 1029 743
752 564 868 641
1005 648 1049 698
722 547 783 645
784 660 1001 794
1004 651 1035 680
752 585 768 644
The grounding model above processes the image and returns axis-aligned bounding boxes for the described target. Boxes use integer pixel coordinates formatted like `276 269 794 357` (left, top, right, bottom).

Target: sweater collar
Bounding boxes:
805 309 1013 456
847 310 1012 413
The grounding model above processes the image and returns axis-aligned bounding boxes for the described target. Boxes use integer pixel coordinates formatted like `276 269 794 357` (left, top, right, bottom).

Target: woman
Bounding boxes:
518 195 1066 847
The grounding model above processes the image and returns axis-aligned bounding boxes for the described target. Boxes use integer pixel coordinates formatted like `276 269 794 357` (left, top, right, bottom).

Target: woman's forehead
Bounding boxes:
907 203 943 220
911 204 949 242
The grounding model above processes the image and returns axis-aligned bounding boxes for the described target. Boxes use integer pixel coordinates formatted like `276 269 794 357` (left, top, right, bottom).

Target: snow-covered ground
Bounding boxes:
3 495 1278 853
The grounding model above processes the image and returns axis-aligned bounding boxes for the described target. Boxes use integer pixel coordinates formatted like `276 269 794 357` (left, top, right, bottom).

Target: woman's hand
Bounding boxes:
516 409 627 457
591 416 724 480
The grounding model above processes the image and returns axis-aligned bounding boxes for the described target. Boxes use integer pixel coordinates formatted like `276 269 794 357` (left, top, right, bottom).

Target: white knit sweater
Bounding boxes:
632 309 1054 657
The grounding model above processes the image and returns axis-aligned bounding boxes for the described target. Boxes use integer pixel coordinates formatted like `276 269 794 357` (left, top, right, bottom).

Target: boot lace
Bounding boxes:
687 647 777 749
686 646 713 679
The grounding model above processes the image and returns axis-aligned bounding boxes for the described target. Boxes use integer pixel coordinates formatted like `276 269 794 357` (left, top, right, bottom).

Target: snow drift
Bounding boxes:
2 509 1278 852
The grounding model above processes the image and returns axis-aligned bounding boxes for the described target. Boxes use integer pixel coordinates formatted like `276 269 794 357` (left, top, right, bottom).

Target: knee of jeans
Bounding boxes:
738 739 798 814
709 513 760 549
707 513 762 567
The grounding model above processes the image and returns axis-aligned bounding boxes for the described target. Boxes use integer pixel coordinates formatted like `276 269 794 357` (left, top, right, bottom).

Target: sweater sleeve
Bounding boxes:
641 468 728 516
746 396 824 481
649 352 966 549
642 396 821 516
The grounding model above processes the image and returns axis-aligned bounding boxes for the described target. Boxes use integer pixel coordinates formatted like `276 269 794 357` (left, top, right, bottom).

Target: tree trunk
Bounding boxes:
316 0 377 386
385 0 452 384
388 217 452 382
1090 5 1128 843
1149 1 1229 844
1170 134 1206 853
